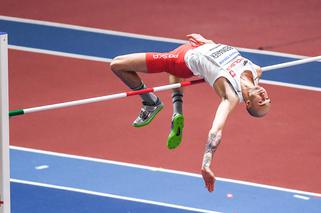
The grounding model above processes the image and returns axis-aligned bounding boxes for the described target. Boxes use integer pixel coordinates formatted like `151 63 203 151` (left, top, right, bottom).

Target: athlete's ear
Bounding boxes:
245 100 251 108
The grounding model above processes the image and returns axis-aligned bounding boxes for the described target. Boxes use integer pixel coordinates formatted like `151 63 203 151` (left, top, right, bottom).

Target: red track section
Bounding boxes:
1 0 321 56
9 50 321 192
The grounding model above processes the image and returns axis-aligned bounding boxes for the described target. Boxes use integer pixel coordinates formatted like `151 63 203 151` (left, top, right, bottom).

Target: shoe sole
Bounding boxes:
132 104 164 128
167 114 184 150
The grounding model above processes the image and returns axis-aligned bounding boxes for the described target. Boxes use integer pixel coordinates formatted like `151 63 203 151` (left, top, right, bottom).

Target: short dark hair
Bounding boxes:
246 106 265 117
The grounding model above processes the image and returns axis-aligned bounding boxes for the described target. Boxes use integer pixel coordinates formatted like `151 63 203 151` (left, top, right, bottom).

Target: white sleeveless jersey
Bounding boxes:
184 43 259 102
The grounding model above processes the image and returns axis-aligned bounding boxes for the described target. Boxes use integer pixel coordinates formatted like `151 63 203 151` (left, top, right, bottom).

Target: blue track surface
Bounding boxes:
10 148 321 213
1 18 321 88
12 183 201 213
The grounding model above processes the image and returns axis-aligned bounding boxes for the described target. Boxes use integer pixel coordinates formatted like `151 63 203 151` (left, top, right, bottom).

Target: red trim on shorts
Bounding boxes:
146 43 195 78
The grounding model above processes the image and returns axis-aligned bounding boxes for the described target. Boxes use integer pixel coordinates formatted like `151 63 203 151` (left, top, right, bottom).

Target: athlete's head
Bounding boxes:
245 86 271 117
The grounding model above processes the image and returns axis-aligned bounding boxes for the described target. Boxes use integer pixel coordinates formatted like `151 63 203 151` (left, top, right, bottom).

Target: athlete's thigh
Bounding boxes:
116 53 148 73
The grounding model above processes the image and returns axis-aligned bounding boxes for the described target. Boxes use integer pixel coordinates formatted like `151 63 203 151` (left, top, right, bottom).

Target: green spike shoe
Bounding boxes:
167 113 184 149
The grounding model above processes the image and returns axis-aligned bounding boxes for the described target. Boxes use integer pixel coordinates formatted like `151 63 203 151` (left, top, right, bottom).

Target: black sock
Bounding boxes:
172 91 183 115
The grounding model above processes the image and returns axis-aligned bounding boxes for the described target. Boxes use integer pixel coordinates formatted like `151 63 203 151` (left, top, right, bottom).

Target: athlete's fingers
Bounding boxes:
186 33 202 39
205 175 214 192
189 39 200 47
186 34 203 44
202 167 216 192
186 33 198 38
209 178 214 192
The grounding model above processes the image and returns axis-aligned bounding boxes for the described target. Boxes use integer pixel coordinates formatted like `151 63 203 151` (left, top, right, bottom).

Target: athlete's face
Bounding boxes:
246 86 271 117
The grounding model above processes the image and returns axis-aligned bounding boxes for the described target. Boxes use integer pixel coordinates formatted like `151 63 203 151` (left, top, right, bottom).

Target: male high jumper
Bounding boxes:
110 34 271 192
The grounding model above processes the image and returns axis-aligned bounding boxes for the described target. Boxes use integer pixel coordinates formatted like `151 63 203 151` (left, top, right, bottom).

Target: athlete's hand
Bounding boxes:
186 34 213 47
201 167 215 192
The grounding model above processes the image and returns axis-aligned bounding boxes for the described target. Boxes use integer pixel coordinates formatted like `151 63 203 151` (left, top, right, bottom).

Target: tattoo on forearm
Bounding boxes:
202 153 212 168
202 132 222 168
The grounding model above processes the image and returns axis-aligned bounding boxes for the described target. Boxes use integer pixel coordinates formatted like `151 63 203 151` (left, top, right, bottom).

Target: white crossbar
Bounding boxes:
9 56 321 117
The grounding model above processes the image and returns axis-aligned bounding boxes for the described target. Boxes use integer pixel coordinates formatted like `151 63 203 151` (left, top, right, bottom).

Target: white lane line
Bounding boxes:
11 179 222 213
10 145 321 197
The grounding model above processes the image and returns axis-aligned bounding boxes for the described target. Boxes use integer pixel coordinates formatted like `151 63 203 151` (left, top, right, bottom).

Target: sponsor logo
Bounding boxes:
226 58 244 77
152 54 178 59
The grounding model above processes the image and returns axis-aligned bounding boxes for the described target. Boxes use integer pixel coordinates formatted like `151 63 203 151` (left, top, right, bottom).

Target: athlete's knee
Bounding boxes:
110 55 127 73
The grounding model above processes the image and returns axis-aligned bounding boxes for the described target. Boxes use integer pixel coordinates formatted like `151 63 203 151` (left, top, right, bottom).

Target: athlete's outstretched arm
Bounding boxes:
201 98 237 192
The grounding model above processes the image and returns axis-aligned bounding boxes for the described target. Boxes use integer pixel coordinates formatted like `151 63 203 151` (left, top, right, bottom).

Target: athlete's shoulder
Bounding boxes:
213 77 239 102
